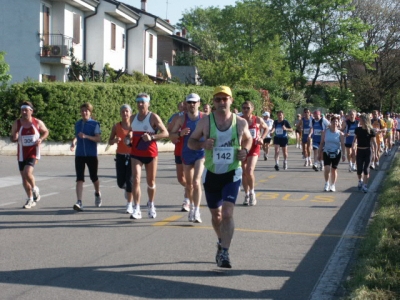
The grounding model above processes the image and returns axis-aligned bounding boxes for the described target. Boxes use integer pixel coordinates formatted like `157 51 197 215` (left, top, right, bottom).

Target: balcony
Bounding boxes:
40 34 73 65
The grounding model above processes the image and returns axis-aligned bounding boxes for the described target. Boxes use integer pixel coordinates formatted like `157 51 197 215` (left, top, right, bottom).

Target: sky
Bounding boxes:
123 0 238 26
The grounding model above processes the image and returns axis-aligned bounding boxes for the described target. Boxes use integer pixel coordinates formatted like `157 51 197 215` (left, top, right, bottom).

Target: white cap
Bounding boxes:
262 112 270 117
185 93 200 102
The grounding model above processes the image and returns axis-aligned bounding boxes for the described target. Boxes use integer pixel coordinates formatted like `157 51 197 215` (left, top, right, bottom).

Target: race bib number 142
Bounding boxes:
213 147 234 164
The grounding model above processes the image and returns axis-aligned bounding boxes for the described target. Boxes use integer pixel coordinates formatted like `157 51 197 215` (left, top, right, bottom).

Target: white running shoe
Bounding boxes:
376 161 380 167
188 209 195 222
130 207 142 219
193 210 202 223
351 165 357 172
249 193 257 206
243 195 249 206
32 186 40 202
126 203 133 214
348 165 352 172
94 192 102 207
320 164 324 171
283 162 288 170
23 199 36 209
330 184 336 192
147 202 156 218
304 160 308 167
181 199 190 212
362 185 368 193
324 182 330 192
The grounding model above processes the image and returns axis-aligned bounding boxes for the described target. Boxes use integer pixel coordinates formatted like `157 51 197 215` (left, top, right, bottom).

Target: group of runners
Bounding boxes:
10 88 400 269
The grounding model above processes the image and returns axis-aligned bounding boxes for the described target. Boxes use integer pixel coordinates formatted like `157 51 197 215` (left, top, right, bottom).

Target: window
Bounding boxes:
149 33 154 58
111 23 116 50
122 33 125 49
73 14 81 44
42 4 50 45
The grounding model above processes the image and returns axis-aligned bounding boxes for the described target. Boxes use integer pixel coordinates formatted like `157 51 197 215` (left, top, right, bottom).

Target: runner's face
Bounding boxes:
278 112 284 120
81 108 91 121
120 108 131 119
136 101 149 113
186 101 199 114
304 111 310 117
241 104 252 116
350 112 356 120
213 93 231 112
21 108 32 119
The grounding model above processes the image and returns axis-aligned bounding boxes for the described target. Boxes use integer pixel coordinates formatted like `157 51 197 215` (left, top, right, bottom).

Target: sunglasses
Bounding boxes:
214 96 230 102
242 107 251 110
187 101 197 105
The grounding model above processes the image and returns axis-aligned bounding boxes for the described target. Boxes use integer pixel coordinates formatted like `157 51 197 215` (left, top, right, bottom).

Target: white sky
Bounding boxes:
123 0 238 26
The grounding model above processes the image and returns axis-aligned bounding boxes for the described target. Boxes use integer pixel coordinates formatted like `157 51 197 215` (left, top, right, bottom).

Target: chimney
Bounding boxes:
176 32 181 37
141 0 147 11
182 28 187 38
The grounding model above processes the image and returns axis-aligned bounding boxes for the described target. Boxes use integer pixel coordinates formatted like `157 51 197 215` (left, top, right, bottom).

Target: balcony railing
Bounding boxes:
41 33 73 57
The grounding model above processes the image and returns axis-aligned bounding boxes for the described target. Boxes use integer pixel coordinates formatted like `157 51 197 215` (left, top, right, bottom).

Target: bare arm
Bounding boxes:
10 120 19 142
169 115 185 142
340 133 346 161
237 118 253 161
36 119 49 144
258 117 268 141
108 124 119 145
188 116 210 150
147 113 169 141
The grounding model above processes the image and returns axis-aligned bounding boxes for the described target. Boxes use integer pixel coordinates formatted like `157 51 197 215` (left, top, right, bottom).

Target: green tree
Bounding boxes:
0 51 12 88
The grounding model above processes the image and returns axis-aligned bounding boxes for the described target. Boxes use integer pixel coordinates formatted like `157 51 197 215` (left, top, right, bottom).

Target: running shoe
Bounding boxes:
312 164 318 171
388 149 392 156
348 165 352 172
362 185 368 193
215 243 222 263
217 251 232 268
32 186 40 202
94 192 102 207
384 150 388 156
188 209 195 222
357 181 363 191
283 162 288 170
376 161 380 167
23 199 36 209
274 164 279 171
147 201 156 218
193 210 202 223
130 207 142 219
181 199 190 212
296 144 299 149
330 184 336 192
370 163 375 170
320 164 324 171
73 200 83 211
324 182 330 192
263 154 267 161
126 203 133 214
243 195 250 206
249 193 257 206
307 160 311 167
304 160 308 167
351 165 357 172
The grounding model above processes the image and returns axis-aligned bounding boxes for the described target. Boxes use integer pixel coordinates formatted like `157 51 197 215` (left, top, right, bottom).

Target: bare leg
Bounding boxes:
131 158 143 206
144 156 158 204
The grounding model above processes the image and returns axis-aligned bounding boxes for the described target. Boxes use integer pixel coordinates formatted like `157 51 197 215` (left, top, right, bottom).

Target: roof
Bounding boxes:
169 34 201 51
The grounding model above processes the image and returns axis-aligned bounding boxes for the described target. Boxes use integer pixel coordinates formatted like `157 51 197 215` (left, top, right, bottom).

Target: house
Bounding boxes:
0 0 174 83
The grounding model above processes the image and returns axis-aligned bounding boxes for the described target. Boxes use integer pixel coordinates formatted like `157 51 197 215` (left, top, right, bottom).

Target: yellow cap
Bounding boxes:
213 86 232 97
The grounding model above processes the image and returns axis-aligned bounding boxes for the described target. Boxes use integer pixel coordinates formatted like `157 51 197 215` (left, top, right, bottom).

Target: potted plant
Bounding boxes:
42 45 52 56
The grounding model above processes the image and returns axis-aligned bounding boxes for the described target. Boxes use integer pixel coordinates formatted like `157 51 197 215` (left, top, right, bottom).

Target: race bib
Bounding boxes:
249 128 257 138
213 147 234 164
276 128 283 135
22 134 37 146
348 129 355 136
314 129 321 136
303 128 310 134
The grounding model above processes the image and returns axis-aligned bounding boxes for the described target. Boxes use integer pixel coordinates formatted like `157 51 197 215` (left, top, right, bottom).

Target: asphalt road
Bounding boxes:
0 145 397 300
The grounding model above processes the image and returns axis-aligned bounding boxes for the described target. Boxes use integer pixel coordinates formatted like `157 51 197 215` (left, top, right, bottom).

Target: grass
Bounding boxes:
343 155 400 299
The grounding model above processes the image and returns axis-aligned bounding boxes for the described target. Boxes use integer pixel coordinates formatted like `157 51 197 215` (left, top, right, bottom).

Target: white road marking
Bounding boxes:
0 202 17 207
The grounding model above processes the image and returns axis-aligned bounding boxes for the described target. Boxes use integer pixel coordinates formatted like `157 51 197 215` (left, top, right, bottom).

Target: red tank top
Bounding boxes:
130 112 158 157
248 115 260 156
17 118 40 161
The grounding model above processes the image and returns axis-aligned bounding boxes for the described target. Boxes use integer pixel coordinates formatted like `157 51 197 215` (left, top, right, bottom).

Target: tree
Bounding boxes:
0 51 12 88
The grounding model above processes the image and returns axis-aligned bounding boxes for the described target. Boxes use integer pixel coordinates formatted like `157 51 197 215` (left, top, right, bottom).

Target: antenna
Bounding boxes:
166 0 169 19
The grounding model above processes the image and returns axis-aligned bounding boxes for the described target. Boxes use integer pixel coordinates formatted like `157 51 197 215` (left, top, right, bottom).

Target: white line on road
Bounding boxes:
309 170 385 300
0 202 17 207
40 192 59 198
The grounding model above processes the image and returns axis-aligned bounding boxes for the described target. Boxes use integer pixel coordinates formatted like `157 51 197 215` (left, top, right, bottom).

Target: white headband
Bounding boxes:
21 105 33 111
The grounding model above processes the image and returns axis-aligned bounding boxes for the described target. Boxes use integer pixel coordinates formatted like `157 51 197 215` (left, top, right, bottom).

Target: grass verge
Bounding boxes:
344 155 400 299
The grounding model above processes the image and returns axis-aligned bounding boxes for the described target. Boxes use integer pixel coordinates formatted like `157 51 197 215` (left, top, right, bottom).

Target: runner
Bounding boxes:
395 113 400 144
128 93 169 220
108 104 133 213
311 110 330 171
262 112 273 161
188 86 252 268
318 116 346 192
240 101 268 206
294 114 302 149
352 113 376 193
10 101 49 209
167 102 189 212
170 93 205 222
341 109 358 172
270 111 293 171
383 112 393 156
370 110 386 169
298 108 313 167
70 102 102 211
203 103 211 115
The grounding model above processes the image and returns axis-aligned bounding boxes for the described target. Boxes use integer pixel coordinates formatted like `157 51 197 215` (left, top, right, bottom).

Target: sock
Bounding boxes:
250 189 255 194
245 192 249 196
284 159 287 164
194 206 199 213
275 160 279 165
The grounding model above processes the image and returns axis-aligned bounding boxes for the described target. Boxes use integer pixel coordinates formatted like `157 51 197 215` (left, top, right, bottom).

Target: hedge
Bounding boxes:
0 82 293 142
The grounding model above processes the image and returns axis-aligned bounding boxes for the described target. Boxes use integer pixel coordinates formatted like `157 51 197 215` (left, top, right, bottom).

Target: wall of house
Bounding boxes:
0 1 42 83
64 3 85 60
127 25 144 74
103 14 126 71
145 29 157 77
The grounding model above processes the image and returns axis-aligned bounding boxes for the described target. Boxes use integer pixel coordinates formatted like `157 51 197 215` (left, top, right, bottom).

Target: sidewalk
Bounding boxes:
0 137 174 156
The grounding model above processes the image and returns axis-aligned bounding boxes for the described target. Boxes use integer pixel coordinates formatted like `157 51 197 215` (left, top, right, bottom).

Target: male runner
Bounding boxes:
262 112 273 161
10 101 49 209
170 93 205 222
188 86 252 268
311 110 330 171
270 111 293 171
128 93 169 219
298 108 313 167
341 109 359 172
